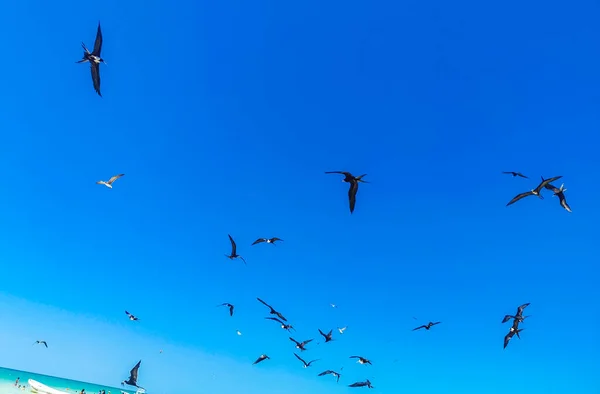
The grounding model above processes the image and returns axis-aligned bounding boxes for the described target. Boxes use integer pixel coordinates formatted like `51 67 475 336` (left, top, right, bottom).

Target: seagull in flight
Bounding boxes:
318 329 334 342
348 379 374 388
257 297 288 321
96 174 125 188
412 321 441 331
289 337 313 351
337 326 347 334
76 21 106 97
125 311 139 321
33 340 48 348
502 171 528 178
252 237 283 246
294 353 320 368
325 171 369 214
121 360 145 391
349 356 372 365
218 303 235 317
265 317 295 332
253 354 270 365
501 303 530 324
506 176 562 206
318 370 342 383
225 234 246 265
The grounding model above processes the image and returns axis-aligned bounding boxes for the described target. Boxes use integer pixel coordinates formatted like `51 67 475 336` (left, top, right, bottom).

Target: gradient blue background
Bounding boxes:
1 0 599 393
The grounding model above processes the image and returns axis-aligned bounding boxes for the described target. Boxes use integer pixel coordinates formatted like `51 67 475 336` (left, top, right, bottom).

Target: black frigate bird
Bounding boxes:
412 321 441 331
502 171 528 178
325 171 369 213
218 303 235 317
318 370 342 383
125 311 139 321
76 22 106 97
501 302 530 324
349 356 372 365
289 337 313 351
225 234 246 265
294 353 320 368
504 321 524 349
257 297 287 321
252 354 270 365
121 360 144 390
318 329 334 342
252 237 283 246
544 181 572 213
348 379 374 388
506 176 563 206
265 317 295 332
33 340 48 348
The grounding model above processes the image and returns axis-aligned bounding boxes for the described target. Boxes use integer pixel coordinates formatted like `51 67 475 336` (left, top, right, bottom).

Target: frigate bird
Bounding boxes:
294 353 320 368
289 337 313 351
325 171 369 213
265 317 295 332
76 22 106 97
33 340 48 348
504 324 524 349
318 329 334 342
337 326 347 334
412 321 441 331
502 171 528 178
544 182 572 212
125 311 139 321
257 297 287 321
501 303 530 324
225 234 246 265
318 370 342 383
96 174 124 188
121 360 144 390
251 237 283 245
349 356 372 365
252 354 270 365
218 303 235 317
348 379 374 388
506 176 562 206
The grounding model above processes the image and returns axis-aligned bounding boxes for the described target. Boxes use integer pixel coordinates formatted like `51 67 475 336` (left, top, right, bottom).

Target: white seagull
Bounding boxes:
96 173 125 188
337 326 347 334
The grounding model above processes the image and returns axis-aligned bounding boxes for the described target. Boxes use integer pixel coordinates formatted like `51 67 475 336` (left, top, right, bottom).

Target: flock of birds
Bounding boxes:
21 20 573 393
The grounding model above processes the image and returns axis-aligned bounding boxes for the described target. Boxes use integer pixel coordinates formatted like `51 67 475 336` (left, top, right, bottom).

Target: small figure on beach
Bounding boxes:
14 377 20 386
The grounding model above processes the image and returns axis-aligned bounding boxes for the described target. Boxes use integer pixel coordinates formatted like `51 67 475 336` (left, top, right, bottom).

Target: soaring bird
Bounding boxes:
252 237 283 246
125 311 139 321
289 337 313 351
318 329 334 342
325 171 369 213
76 22 106 97
225 234 246 265
504 323 524 349
294 353 320 368
121 360 144 390
349 356 372 365
502 171 528 178
506 176 562 206
253 354 270 365
318 370 342 383
33 340 48 348
544 181 572 213
218 303 235 317
337 326 347 334
96 174 125 188
348 379 374 388
412 321 441 331
501 303 530 324
265 317 295 332
257 297 288 321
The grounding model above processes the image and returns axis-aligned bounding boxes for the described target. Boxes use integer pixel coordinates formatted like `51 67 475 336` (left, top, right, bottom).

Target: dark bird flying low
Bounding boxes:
348 379 374 388
225 234 246 265
318 329 334 342
349 356 372 365
289 337 313 351
318 370 342 383
125 311 139 321
218 303 235 317
501 302 530 324
266 317 295 332
544 181 572 213
76 22 106 97
33 340 48 348
412 321 441 331
257 297 287 321
253 354 270 365
252 237 283 245
502 171 528 178
506 176 562 206
294 352 320 368
325 171 369 214
121 360 144 390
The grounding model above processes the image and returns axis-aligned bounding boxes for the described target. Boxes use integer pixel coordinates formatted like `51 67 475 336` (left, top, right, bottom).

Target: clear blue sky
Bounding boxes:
1 0 599 393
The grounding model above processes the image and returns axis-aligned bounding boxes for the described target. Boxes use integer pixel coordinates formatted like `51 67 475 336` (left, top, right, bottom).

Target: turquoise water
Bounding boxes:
0 367 135 394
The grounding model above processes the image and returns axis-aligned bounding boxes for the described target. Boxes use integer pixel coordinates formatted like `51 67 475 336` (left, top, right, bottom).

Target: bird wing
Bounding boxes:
325 171 350 176
517 303 530 315
558 193 572 212
270 237 283 242
125 311 131 316
239 255 247 265
252 238 266 245
92 22 103 56
349 356 360 359
544 183 560 193
348 180 358 213
506 191 534 206
503 331 514 348
289 337 300 345
90 62 102 97
43 341 48 348
252 356 263 364
293 353 306 365
228 234 237 255
431 321 441 326
412 325 427 331
302 338 314 345
307 359 320 366
516 173 528 178
502 172 515 175
229 305 234 316
107 174 124 184
318 329 327 338
257 297 273 310
275 311 288 321
318 370 333 376
265 317 284 324
348 382 364 387
535 175 562 193
501 315 514 323
130 360 141 382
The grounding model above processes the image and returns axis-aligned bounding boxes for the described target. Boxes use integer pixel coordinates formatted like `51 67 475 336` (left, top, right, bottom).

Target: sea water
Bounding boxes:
0 367 136 394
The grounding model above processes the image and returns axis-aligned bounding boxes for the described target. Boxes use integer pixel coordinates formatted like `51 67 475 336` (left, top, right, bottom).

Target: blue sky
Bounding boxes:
1 0 599 392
